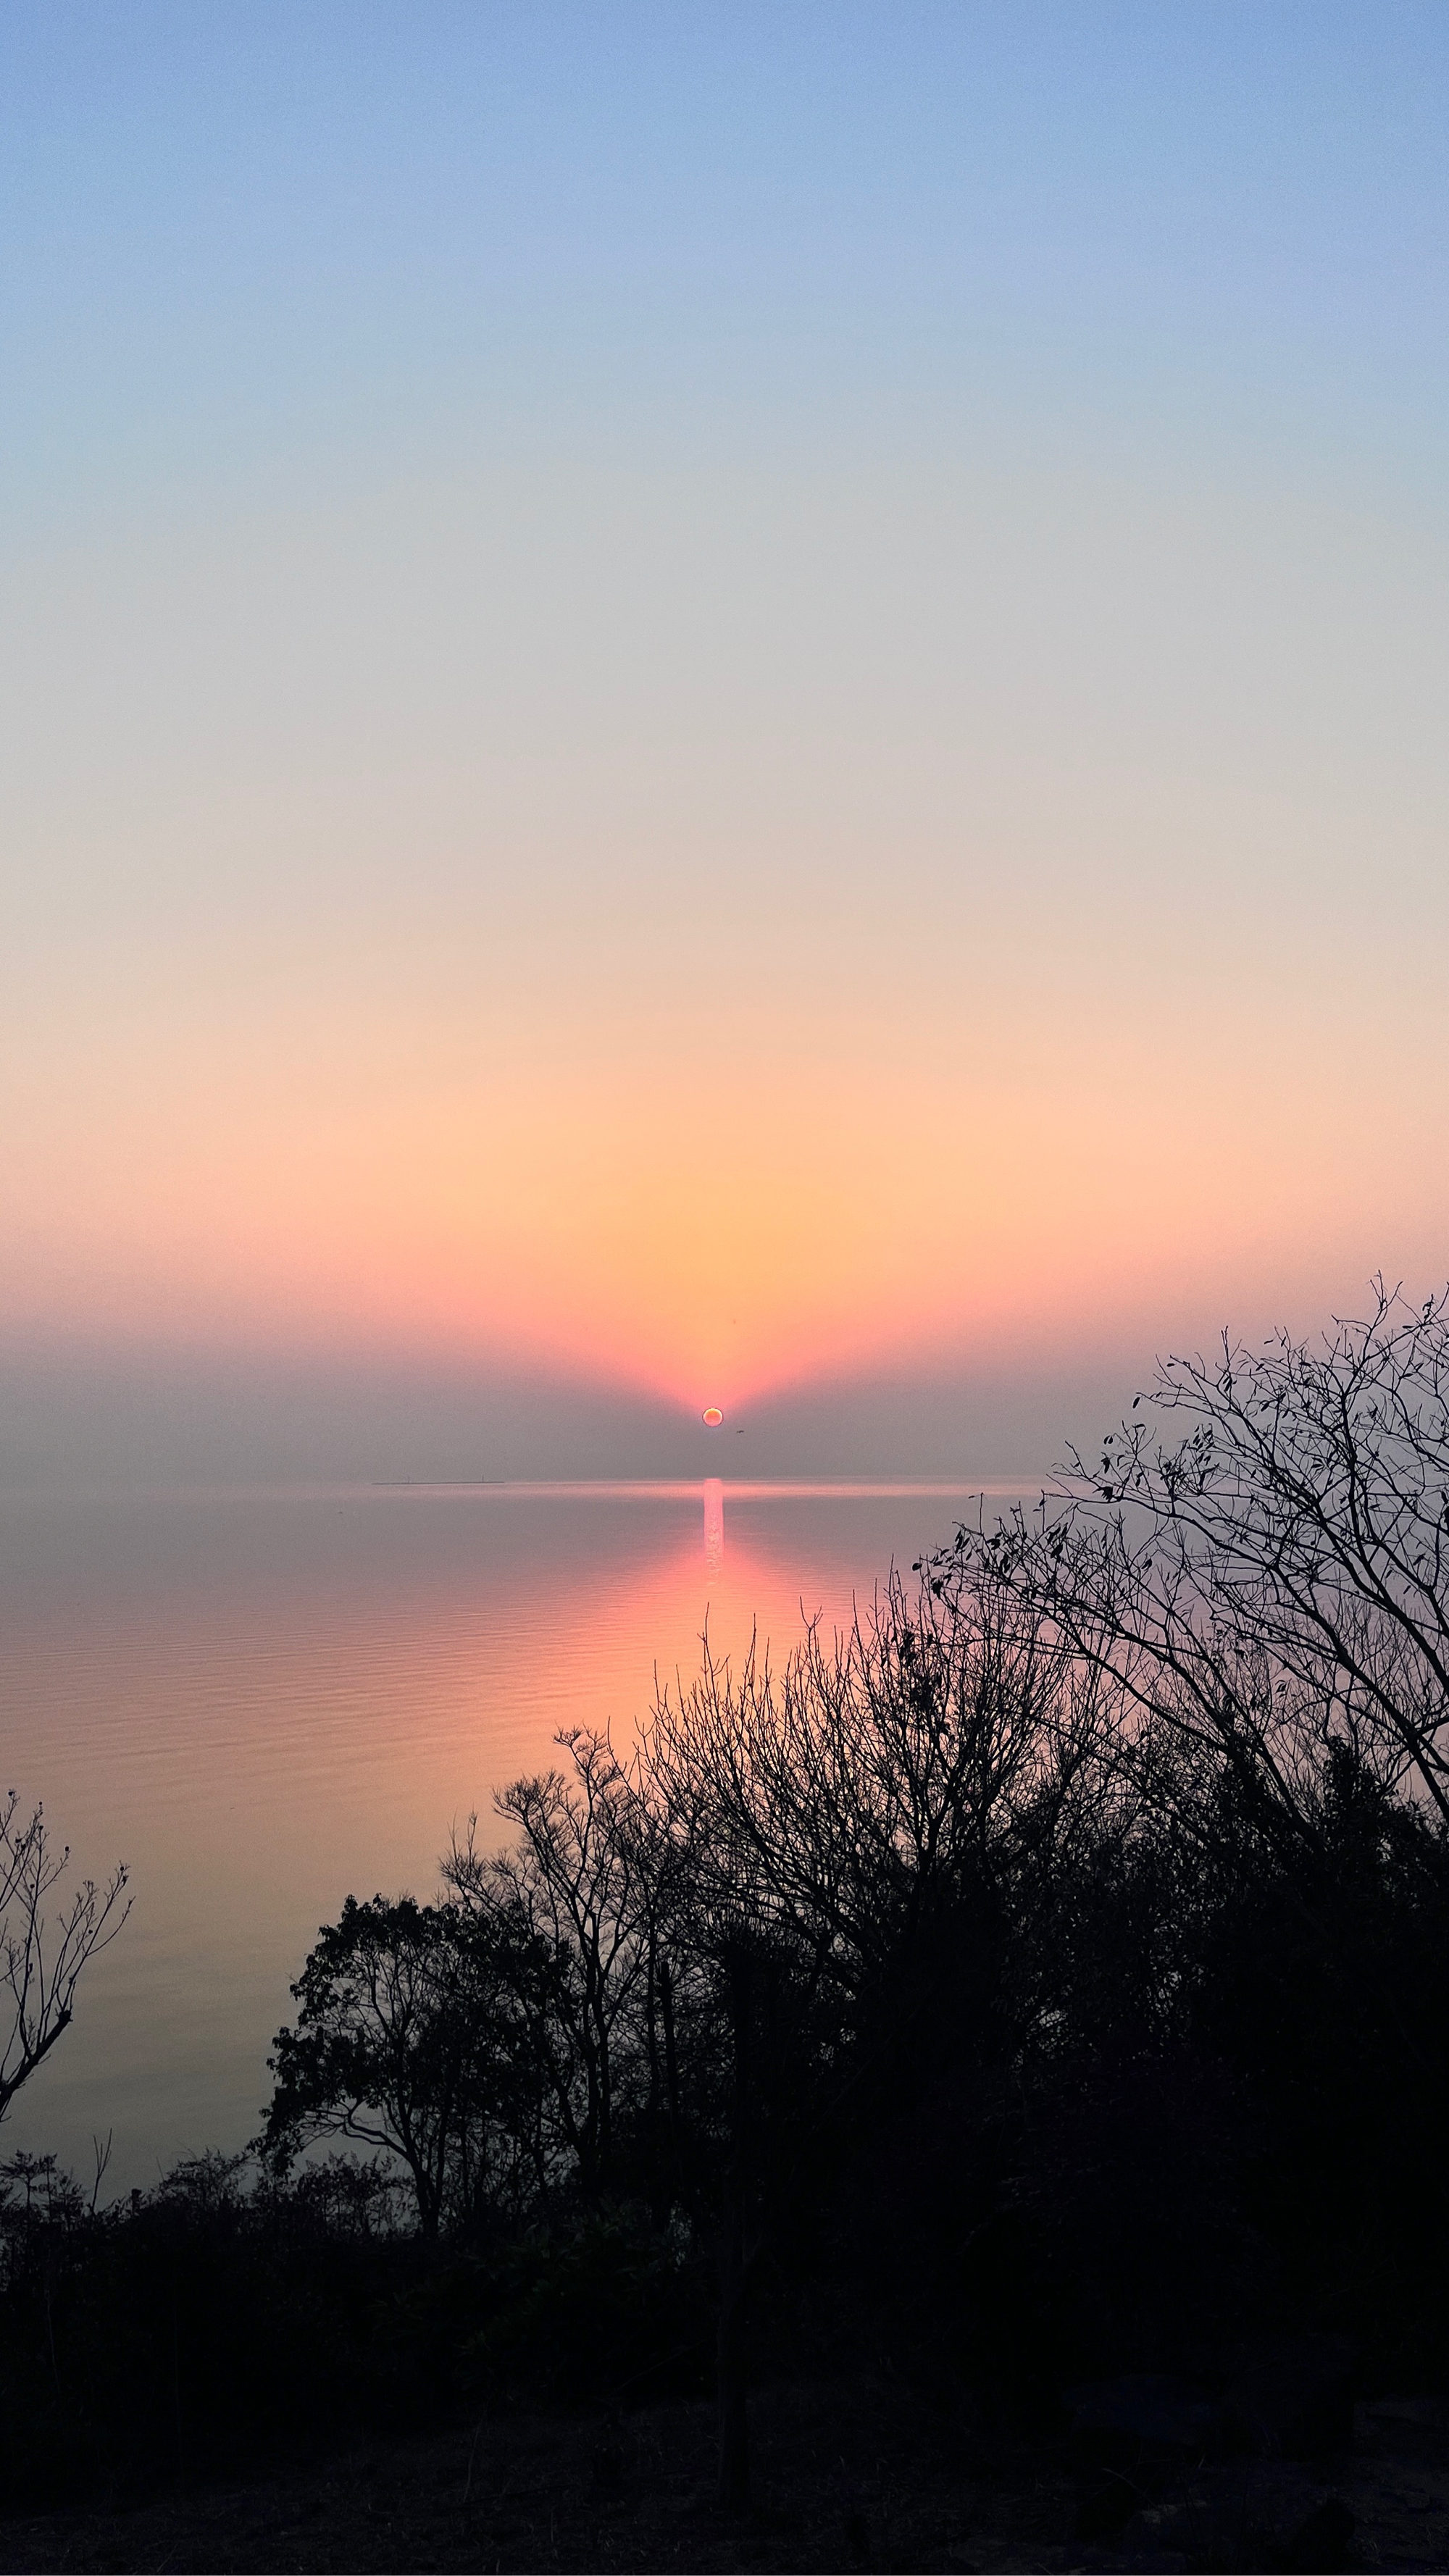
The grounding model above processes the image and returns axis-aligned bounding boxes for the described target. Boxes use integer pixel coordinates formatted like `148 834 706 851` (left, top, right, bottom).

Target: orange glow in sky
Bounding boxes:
7 942 1442 1432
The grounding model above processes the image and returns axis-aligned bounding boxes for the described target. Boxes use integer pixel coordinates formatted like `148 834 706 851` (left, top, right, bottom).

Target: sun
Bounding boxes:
701 1407 724 1428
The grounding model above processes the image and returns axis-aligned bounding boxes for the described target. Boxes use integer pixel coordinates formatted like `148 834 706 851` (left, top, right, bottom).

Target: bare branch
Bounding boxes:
0 1799 130 2124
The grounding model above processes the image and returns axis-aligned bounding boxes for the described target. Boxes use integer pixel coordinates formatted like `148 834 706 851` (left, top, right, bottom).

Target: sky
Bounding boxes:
4 1 1448 1484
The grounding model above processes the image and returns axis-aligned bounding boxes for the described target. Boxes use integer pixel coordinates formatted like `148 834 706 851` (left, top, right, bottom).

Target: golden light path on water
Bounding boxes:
0 1479 1031 2190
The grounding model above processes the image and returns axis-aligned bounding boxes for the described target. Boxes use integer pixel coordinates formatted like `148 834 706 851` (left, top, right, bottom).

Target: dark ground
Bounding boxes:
0 2378 1443 2575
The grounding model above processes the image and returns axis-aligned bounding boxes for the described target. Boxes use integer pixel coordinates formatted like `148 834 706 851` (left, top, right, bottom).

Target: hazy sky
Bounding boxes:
4 2 1447 1482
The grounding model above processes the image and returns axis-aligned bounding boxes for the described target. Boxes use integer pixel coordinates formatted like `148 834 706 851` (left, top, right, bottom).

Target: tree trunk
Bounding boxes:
716 2186 750 2512
717 1943 754 2512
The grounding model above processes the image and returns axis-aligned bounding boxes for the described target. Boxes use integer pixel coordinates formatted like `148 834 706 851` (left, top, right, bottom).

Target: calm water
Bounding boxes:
0 1480 999 2189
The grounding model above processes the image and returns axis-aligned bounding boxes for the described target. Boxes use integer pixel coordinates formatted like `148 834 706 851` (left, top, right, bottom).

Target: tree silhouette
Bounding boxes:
0 1795 128 2125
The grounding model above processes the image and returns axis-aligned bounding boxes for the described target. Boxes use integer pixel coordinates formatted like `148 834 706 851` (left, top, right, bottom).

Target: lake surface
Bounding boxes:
0 1479 1007 2190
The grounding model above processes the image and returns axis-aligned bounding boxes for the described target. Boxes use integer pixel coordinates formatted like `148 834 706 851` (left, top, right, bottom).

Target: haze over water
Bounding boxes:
0 1479 1005 2189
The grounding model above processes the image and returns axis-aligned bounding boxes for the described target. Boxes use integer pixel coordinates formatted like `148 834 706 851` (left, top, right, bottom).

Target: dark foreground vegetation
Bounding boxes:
4 2377 1447 2573
2 1283 1449 2569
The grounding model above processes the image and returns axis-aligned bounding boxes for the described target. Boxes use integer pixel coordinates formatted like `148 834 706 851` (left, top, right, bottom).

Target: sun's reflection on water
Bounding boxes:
0 1479 1001 2186
703 1476 724 1581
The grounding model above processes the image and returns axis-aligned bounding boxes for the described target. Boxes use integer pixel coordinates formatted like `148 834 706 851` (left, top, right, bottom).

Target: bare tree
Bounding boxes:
635 1565 1098 2510
640 1564 1083 2000
448 1729 654 2198
942 1278 1449 1841
0 1795 129 2123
